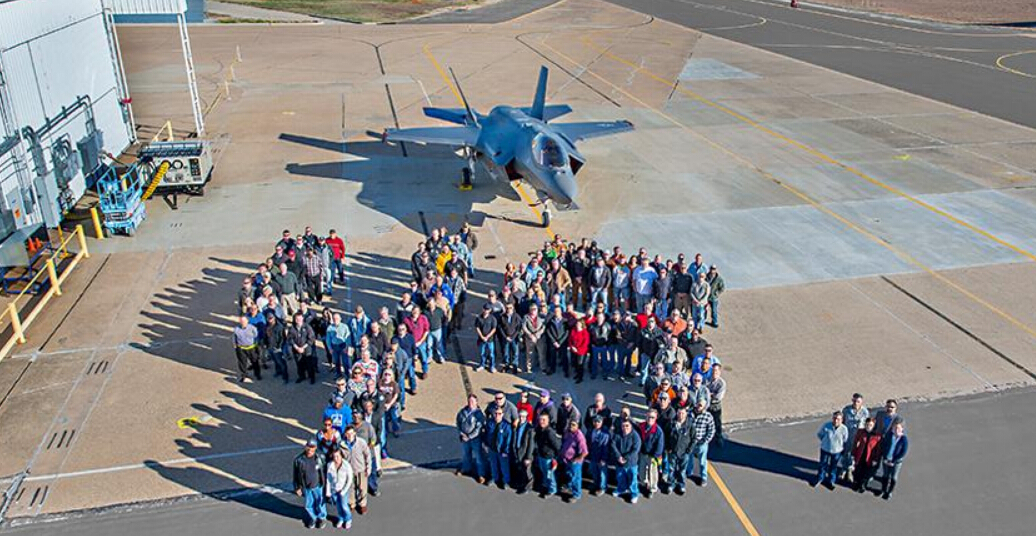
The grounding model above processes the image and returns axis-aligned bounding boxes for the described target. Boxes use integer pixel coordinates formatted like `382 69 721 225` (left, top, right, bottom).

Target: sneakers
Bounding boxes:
475 366 484 372
630 496 639 504
315 519 325 529
345 521 352 530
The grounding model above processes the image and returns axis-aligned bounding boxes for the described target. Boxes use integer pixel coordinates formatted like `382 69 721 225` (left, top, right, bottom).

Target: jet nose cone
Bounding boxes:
554 170 578 207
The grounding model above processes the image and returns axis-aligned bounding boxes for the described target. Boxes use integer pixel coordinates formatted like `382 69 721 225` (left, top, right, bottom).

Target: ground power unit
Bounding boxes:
139 140 214 199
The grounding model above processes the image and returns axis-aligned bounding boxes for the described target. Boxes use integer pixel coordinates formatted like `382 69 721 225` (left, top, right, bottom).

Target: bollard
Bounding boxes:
90 207 104 240
46 259 61 296
8 303 25 344
76 224 90 259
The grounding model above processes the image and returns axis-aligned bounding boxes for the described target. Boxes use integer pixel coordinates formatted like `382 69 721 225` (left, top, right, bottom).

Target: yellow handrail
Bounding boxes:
0 225 90 362
152 120 174 142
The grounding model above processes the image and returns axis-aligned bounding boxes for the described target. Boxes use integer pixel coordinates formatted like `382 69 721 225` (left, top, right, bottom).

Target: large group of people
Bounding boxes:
815 394 909 500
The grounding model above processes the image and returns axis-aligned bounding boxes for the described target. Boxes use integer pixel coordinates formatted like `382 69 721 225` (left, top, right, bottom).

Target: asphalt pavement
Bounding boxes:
6 387 1034 535
603 0 1036 129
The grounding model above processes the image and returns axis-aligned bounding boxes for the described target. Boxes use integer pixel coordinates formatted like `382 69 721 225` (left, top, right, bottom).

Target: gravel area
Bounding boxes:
811 0 1036 25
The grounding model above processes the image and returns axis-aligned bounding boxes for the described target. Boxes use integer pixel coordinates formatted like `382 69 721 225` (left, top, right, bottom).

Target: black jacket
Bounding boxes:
583 404 613 431
498 313 522 341
545 317 568 347
589 321 611 347
293 452 325 491
533 426 562 459
665 418 693 455
512 422 535 462
589 265 611 289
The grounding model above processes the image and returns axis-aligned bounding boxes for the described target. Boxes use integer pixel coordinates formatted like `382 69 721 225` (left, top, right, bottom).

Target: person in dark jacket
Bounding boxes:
610 418 642 503
287 312 317 384
545 308 569 376
533 412 562 497
637 318 665 386
588 257 612 314
512 409 535 494
584 393 613 433
638 409 666 498
664 406 693 494
616 312 639 378
589 312 611 380
851 418 882 493
705 265 724 328
498 302 523 373
878 421 908 500
483 407 513 488
586 415 612 495
265 311 289 384
293 440 327 529
555 394 582 436
653 267 674 320
456 394 486 482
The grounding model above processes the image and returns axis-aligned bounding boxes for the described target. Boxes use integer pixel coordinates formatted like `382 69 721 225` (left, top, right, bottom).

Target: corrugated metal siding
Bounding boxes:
0 0 133 227
105 0 186 15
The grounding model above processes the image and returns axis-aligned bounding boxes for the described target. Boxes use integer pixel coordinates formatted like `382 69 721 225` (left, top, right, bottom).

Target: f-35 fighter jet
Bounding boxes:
383 66 634 227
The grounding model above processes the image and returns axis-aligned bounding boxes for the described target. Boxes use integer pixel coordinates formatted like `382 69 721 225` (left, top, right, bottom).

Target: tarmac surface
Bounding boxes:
1 0 1036 529
5 387 1034 535
604 0 1036 129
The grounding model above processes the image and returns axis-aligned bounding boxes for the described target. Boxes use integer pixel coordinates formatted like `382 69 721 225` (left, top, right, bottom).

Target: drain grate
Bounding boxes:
46 429 76 450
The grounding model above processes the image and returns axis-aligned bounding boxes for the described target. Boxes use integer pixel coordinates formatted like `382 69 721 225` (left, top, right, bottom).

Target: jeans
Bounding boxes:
637 352 651 385
488 452 511 486
330 345 349 378
565 460 584 498
402 354 417 392
614 287 630 312
428 328 445 362
417 339 431 374
618 346 634 376
368 448 380 494
817 449 839 485
690 443 709 484
590 346 609 378
269 348 288 382
302 486 326 525
669 453 689 490
691 304 707 331
589 460 608 493
708 299 719 326
614 465 638 498
656 298 669 320
461 439 485 477
331 258 345 282
589 288 609 313
536 456 557 495
634 293 652 315
479 340 496 369
502 339 520 369
328 490 352 527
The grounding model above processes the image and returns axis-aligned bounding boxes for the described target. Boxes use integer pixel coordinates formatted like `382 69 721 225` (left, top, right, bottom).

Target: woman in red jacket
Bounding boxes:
568 318 591 384
851 417 882 492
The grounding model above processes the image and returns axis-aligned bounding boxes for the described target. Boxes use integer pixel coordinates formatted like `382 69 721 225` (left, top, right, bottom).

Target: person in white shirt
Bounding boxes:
325 448 354 530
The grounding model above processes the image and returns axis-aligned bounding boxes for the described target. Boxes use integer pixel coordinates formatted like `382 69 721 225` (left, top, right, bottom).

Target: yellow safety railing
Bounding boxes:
0 225 90 362
152 120 175 142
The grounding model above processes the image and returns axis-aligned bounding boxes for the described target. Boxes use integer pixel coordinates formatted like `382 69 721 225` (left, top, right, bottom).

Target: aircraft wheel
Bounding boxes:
542 208 551 228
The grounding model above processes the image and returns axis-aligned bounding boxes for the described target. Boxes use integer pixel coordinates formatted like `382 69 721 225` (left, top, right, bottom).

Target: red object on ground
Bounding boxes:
790 0 798 6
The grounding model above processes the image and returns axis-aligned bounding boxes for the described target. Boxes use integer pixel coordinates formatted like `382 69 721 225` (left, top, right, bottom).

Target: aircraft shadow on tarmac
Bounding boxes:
279 133 531 234
132 250 511 520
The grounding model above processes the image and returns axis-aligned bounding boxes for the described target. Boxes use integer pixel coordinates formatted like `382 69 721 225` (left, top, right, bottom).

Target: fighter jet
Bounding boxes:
382 66 633 227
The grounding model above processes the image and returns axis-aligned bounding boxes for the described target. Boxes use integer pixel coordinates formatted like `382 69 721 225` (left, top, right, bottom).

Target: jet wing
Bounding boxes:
553 120 634 142
383 126 480 147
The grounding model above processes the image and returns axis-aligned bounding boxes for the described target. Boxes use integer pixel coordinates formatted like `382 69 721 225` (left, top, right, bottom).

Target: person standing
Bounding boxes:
665 406 693 494
690 272 710 332
499 302 522 373
265 311 289 384
610 418 642 504
274 263 302 314
233 315 262 382
303 248 326 303
586 415 611 496
632 258 658 315
326 229 347 284
589 312 611 380
840 393 870 481
588 257 612 313
814 411 849 490
512 409 535 494
638 409 665 498
560 420 588 502
533 412 562 498
325 313 351 379
568 319 590 383
287 312 317 384
325 448 354 530
850 417 882 493
293 440 327 529
874 399 904 437
616 311 639 378
878 421 908 500
475 305 498 373
522 303 546 375
583 393 613 433
456 394 486 483
340 425 371 515
485 392 519 425
545 307 569 376
403 307 430 379
689 400 715 487
705 265 724 328
483 407 513 489
425 299 448 365
707 363 727 447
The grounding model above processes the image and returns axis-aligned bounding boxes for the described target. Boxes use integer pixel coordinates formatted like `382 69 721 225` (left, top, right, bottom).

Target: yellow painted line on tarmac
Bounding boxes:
712 470 763 536
581 36 1036 264
995 50 1036 79
537 37 1036 342
422 43 556 238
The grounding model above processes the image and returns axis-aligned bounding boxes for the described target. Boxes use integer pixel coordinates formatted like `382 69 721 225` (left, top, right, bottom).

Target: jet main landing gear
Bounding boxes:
460 150 475 191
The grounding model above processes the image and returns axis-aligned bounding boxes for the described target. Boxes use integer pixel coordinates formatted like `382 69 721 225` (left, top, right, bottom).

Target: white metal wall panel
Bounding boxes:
104 0 186 15
0 0 103 50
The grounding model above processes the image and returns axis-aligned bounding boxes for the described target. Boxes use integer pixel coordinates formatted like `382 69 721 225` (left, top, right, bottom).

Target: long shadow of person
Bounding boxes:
711 439 819 483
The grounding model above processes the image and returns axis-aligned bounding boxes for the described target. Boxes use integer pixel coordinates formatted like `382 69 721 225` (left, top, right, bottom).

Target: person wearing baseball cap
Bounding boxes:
293 439 327 529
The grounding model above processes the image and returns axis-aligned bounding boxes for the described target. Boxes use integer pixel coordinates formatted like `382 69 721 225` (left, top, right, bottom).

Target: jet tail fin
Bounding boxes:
448 67 479 127
530 66 548 120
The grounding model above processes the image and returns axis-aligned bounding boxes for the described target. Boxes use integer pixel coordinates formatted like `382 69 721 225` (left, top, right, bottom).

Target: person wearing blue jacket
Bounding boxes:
586 415 612 496
610 418 642 503
879 421 909 500
323 396 353 436
483 407 513 488
347 306 371 357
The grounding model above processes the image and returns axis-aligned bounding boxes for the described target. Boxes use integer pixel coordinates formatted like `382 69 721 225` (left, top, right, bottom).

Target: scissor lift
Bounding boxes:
96 164 147 236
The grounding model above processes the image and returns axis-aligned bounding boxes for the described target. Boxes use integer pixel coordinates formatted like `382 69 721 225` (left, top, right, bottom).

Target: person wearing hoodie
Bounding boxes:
511 409 536 494
456 394 487 483
533 412 562 498
586 415 612 496
610 418 642 503
560 420 589 502
638 409 666 498
325 448 354 530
